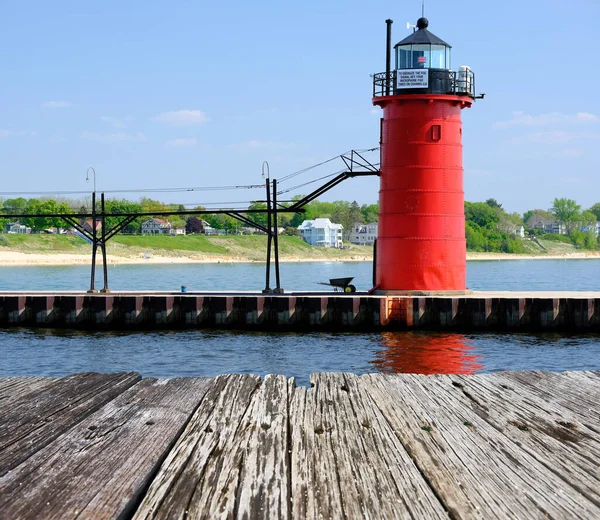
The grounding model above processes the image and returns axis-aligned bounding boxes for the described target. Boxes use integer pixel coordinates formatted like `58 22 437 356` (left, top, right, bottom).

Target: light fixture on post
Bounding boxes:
86 166 96 193
261 161 270 180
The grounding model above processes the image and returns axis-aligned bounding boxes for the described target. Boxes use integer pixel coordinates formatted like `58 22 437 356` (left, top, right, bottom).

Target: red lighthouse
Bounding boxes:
373 17 479 292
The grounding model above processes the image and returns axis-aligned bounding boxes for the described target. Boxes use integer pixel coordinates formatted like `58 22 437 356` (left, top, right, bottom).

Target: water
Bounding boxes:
1 258 599 292
1 329 598 386
1 260 599 384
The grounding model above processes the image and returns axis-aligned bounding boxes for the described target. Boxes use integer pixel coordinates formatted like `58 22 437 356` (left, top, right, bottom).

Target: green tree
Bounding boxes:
485 198 503 209
579 210 597 227
550 198 581 233
203 213 237 232
465 221 486 251
104 199 143 234
584 230 597 250
465 202 499 229
360 203 379 223
588 202 600 220
247 202 268 228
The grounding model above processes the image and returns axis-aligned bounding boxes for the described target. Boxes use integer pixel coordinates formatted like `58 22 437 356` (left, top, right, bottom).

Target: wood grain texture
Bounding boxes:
133 374 264 519
289 372 449 520
439 373 600 507
0 372 141 477
502 371 600 428
0 377 212 520
359 373 600 519
0 377 55 409
0 371 598 520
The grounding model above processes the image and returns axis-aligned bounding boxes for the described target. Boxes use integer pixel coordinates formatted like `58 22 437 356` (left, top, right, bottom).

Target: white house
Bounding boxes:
348 222 378 246
169 226 186 236
141 218 172 235
297 218 343 248
512 225 525 238
5 222 31 234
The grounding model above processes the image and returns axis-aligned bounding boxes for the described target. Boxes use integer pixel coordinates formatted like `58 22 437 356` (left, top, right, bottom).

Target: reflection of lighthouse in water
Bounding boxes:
371 332 483 375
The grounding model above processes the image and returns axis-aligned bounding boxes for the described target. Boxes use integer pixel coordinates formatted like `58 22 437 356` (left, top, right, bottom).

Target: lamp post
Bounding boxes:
261 161 282 293
85 167 110 293
86 167 98 292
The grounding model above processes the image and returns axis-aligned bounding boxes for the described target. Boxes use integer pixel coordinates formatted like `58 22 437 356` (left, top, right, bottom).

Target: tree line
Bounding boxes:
0 196 378 238
0 195 598 252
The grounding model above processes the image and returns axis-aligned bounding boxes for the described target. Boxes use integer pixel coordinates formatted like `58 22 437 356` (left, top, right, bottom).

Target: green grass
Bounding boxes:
113 234 229 254
0 233 373 260
0 234 90 252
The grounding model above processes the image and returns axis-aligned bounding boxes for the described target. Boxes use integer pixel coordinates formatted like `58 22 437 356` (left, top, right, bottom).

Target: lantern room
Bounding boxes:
372 17 476 98
395 17 451 70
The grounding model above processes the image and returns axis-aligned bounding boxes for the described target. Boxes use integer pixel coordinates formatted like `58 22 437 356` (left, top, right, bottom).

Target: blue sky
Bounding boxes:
1 0 598 214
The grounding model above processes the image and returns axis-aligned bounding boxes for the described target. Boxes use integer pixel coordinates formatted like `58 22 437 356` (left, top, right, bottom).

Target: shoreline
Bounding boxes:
0 250 599 267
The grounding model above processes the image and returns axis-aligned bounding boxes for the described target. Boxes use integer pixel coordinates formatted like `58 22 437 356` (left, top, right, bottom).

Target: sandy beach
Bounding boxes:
0 250 599 267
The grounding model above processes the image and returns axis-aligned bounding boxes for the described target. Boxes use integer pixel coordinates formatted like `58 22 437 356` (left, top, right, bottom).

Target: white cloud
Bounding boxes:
494 111 598 128
227 139 297 152
42 100 73 109
101 115 134 128
81 131 146 143
370 108 380 116
153 109 208 126
166 138 197 147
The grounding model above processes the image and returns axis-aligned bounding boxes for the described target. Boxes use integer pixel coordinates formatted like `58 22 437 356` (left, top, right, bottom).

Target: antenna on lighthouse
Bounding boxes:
422 0 425 18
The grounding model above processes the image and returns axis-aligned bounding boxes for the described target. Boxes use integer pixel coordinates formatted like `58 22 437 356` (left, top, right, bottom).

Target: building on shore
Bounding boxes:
348 222 378 246
297 218 343 248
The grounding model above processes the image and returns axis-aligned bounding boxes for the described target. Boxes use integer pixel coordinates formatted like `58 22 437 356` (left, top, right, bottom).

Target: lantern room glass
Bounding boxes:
396 44 451 70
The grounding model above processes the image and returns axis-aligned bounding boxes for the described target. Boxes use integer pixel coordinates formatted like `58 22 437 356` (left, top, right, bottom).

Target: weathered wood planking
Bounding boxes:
501 371 600 428
290 373 449 519
0 372 141 476
0 371 598 520
0 377 212 519
438 373 600 507
358 373 600 519
133 374 265 519
0 377 55 407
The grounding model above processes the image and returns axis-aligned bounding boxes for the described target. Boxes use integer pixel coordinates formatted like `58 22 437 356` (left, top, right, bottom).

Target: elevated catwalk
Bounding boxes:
1 291 600 331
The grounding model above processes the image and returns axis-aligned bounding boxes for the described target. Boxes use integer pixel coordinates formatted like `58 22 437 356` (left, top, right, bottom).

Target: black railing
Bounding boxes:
373 68 476 98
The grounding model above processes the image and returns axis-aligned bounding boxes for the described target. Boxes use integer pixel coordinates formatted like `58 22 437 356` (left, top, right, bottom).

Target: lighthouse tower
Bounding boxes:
373 17 477 292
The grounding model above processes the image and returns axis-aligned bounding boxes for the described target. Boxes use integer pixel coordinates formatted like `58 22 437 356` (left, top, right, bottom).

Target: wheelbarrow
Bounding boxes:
317 277 356 293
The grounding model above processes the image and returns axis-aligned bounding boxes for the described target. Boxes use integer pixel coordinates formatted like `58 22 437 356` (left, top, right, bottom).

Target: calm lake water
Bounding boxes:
1 260 599 385
1 258 599 292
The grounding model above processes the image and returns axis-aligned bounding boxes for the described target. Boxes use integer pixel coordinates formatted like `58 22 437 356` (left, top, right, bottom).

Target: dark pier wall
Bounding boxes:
1 293 599 331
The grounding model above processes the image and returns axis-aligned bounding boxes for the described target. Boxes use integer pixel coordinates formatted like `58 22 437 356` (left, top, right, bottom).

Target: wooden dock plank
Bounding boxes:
0 377 212 520
0 377 55 407
233 374 290 520
438 373 600 507
290 373 449 519
501 371 600 428
359 373 600 519
133 374 263 519
0 372 141 477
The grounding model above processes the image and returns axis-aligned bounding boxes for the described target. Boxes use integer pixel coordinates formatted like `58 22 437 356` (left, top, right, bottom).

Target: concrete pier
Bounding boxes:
1 291 600 331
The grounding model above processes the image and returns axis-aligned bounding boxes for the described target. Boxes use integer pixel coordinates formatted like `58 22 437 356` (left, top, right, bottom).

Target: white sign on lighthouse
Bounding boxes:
396 69 429 89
